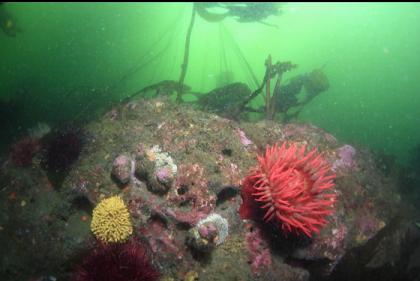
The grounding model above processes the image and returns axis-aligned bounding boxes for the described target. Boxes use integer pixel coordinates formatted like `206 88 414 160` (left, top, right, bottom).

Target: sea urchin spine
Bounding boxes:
73 241 159 281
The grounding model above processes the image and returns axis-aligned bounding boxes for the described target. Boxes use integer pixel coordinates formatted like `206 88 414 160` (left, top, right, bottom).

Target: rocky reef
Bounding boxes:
0 96 419 281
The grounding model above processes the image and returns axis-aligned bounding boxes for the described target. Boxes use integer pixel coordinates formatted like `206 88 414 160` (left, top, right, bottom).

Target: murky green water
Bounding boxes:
1 2 419 164
2 4 420 281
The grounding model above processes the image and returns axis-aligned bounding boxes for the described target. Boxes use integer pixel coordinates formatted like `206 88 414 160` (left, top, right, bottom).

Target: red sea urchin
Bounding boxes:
73 241 160 281
239 142 337 237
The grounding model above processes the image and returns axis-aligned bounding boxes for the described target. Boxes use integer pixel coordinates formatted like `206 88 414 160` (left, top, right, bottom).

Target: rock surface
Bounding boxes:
0 96 417 281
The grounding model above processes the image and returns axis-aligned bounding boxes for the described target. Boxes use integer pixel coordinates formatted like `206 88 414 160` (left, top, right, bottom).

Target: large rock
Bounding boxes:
0 96 414 281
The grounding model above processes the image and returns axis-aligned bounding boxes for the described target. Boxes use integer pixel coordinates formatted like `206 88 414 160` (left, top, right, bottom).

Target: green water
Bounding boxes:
1 2 419 165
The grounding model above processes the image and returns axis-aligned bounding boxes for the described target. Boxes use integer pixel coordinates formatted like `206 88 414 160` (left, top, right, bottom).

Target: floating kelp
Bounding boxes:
195 2 281 27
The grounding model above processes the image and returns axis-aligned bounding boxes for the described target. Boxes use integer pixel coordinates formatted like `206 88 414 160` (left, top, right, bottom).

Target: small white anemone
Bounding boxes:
149 145 177 176
197 213 229 246
28 122 51 138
